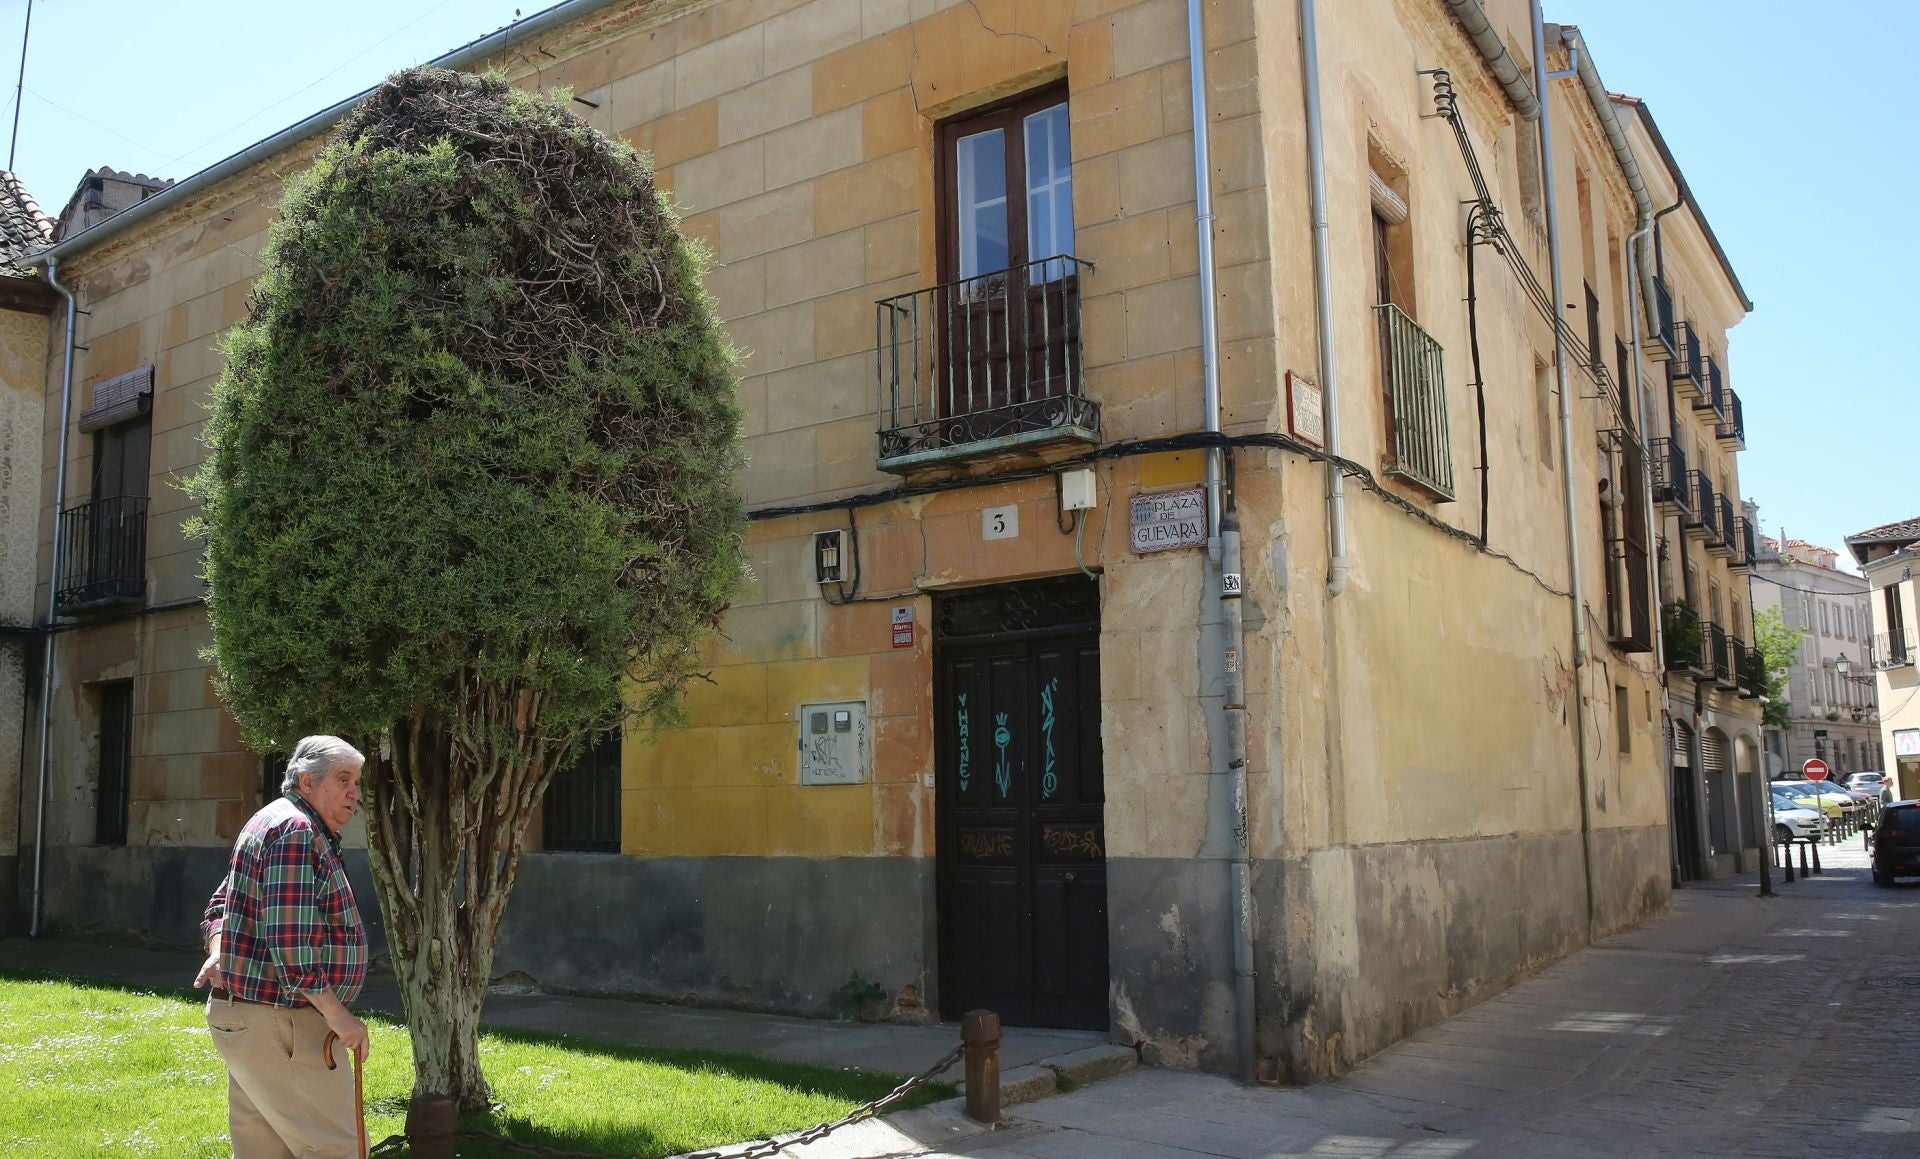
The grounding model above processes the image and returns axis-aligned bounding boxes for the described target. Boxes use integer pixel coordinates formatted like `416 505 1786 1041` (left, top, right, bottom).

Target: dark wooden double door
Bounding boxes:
936 583 1107 1030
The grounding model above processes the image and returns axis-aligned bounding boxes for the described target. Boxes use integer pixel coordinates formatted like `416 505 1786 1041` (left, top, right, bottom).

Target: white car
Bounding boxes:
1769 794 1827 842
1847 771 1893 803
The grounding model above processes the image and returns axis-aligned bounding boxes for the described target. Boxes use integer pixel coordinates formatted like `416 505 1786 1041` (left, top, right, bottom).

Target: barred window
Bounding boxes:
544 731 622 853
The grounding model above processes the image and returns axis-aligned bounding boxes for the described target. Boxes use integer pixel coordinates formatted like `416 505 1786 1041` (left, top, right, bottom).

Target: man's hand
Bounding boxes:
306 987 371 1065
194 935 223 991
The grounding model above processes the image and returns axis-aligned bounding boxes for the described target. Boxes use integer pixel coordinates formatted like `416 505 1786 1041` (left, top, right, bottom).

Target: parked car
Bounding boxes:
1772 781 1846 820
1847 772 1893 803
1870 802 1920 886
1769 799 1826 843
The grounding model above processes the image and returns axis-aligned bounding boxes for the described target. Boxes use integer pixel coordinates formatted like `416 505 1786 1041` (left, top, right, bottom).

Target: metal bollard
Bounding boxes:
1798 841 1810 877
1810 839 1822 874
962 1009 1002 1124
1782 839 1795 882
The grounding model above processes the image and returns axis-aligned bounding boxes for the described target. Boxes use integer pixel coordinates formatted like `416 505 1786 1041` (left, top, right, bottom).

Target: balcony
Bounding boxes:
1737 644 1766 699
1692 354 1726 420
1682 471 1718 537
875 255 1098 472
1872 630 1915 670
1650 438 1690 515
54 494 148 614
1663 603 1705 675
1716 387 1745 449
1645 276 1676 361
1375 302 1456 500
1712 628 1741 692
1668 321 1700 396
1705 494 1735 557
1727 516 1756 572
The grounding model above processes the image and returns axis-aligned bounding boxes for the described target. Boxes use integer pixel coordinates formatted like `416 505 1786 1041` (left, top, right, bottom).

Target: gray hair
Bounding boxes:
281 735 366 792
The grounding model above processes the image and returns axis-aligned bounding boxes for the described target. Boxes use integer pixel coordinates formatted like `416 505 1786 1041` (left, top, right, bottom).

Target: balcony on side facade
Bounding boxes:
875 255 1098 473
1738 644 1766 699
1682 471 1717 536
1668 321 1701 397
54 494 148 615
1663 602 1706 675
1650 437 1691 516
1872 629 1915 670
1727 516 1756 572
1716 387 1745 450
1712 627 1742 692
1375 302 1456 501
1692 353 1727 421
1645 275 1676 361
1705 494 1736 558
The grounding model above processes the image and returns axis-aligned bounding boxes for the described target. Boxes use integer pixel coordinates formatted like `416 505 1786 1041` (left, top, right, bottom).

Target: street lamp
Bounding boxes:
1836 653 1851 676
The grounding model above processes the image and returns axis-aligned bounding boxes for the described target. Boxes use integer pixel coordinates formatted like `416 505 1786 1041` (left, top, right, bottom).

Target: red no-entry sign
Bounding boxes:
1803 758 1830 781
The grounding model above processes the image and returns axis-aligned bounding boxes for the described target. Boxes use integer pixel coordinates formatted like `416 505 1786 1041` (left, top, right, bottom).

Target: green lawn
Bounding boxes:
0 973 950 1158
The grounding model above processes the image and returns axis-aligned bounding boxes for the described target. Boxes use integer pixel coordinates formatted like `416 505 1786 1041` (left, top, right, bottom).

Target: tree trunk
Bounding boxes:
364 704 562 1111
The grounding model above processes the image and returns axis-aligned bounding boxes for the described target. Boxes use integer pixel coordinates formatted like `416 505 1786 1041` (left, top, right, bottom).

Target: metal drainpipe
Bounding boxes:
1531 1 1596 935
1186 0 1255 1085
30 257 78 938
1300 0 1347 598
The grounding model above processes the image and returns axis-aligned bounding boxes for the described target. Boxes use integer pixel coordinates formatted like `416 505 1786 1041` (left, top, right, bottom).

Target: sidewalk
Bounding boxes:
877 839 1919 1159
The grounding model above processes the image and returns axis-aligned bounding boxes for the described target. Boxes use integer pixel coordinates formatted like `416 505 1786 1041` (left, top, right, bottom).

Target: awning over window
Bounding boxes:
78 365 153 432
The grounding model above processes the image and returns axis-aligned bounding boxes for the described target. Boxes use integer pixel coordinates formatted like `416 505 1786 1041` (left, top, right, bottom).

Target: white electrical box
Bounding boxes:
1059 468 1097 512
797 700 869 785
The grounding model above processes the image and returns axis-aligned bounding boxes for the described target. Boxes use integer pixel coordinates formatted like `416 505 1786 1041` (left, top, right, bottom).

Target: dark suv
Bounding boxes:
1871 802 1920 886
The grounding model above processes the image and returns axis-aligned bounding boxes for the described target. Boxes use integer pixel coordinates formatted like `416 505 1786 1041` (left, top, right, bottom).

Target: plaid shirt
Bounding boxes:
201 792 367 1007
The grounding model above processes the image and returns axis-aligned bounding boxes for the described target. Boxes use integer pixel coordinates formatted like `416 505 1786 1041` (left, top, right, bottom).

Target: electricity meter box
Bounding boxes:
797 700 869 785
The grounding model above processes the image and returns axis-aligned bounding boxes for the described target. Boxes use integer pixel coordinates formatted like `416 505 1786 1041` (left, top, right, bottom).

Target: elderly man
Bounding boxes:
196 735 372 1159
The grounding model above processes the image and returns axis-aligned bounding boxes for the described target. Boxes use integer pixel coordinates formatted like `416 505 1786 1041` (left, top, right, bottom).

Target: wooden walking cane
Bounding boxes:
323 1031 368 1159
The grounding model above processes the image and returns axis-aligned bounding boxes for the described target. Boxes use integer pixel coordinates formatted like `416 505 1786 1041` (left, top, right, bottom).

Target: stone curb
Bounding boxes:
955 1041 1139 1108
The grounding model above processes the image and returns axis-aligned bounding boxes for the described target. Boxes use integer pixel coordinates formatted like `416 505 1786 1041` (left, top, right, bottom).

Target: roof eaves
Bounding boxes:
1612 95 1754 313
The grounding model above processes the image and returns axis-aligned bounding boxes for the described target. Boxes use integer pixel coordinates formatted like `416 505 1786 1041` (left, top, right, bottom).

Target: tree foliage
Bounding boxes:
190 68 745 1107
192 67 743 753
1752 606 1805 731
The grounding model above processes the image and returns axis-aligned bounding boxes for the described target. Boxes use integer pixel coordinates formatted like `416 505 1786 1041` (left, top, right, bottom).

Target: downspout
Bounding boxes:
29 257 77 938
1557 27 1659 360
1186 0 1255 1086
1300 0 1347 597
1531 3 1596 935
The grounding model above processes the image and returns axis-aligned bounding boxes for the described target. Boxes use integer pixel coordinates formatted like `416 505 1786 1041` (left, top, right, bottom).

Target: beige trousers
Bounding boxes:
206 997 359 1159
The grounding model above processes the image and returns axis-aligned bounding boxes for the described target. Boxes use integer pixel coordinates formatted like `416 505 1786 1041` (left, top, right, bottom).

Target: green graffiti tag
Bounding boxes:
994 712 1012 798
956 692 971 792
1040 676 1059 799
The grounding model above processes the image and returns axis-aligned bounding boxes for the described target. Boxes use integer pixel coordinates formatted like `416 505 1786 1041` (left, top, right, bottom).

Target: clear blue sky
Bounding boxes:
1 1 1910 564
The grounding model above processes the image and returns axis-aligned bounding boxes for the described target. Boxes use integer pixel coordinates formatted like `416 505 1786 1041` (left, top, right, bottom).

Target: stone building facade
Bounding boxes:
1750 534 1881 779
1849 518 1920 800
12 0 1759 1081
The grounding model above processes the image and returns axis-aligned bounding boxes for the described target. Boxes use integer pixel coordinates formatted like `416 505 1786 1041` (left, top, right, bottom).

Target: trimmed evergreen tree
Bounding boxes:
190 68 745 1108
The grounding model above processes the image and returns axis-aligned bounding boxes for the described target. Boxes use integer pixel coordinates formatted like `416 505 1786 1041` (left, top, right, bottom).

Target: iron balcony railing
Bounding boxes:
1705 494 1735 557
1683 471 1717 536
1663 603 1705 674
1728 516 1756 572
1650 438 1690 514
1738 644 1766 698
1669 321 1699 392
1375 302 1455 500
1713 628 1741 691
54 494 148 614
875 255 1098 472
1716 387 1745 449
1872 630 1915 669
1693 354 1726 419
1646 275 1676 360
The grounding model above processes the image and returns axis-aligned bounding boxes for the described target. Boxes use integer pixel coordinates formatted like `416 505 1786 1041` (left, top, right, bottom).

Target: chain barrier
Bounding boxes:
366 1043 967 1159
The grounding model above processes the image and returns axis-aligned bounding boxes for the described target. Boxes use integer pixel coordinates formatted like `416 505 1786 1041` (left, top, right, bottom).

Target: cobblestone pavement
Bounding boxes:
884 838 1919 1159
